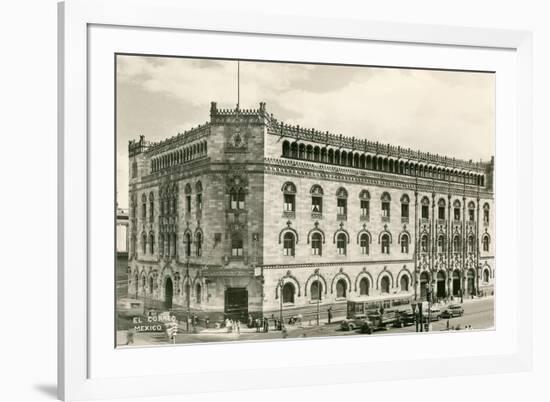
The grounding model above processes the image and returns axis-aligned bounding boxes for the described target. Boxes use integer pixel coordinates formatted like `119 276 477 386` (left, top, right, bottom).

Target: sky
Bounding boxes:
116 55 495 209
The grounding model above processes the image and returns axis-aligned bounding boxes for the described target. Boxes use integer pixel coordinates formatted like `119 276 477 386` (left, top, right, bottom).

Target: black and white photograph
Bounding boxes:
115 55 495 347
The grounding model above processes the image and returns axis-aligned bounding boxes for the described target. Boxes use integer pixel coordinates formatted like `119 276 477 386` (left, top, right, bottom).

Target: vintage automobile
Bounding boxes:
441 304 465 318
422 307 442 322
394 310 416 327
340 314 371 331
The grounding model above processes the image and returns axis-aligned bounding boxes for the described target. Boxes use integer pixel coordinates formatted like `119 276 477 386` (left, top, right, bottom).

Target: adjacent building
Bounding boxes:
126 102 495 321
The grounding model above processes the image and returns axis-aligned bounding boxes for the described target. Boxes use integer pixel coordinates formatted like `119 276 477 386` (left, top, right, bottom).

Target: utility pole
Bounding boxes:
316 269 320 326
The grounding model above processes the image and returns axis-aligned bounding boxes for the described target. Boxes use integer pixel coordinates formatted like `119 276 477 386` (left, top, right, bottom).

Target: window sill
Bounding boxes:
381 216 390 223
401 217 409 224
335 297 347 301
336 214 347 221
311 212 323 220
360 215 370 222
282 211 296 219
309 300 322 304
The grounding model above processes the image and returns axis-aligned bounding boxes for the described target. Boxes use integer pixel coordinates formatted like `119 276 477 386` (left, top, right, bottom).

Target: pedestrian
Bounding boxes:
263 317 269 333
281 326 288 339
248 314 253 328
205 317 210 329
327 307 333 324
446 319 450 330
256 318 261 332
126 329 134 345
236 320 241 335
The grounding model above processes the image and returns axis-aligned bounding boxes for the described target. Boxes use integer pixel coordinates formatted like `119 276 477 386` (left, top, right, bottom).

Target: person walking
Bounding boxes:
327 307 333 324
263 317 269 333
236 320 241 336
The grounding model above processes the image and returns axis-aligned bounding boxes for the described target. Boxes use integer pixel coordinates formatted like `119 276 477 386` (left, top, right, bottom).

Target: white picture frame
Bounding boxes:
58 0 533 400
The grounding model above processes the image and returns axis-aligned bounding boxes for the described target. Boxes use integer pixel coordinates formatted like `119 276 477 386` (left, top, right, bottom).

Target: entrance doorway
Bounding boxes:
225 288 248 321
452 270 461 297
436 271 446 298
467 269 475 296
165 277 173 309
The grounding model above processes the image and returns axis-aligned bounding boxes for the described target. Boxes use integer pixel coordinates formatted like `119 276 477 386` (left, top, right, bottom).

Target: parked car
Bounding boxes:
441 304 464 318
422 307 442 322
368 309 399 329
394 310 416 327
341 314 371 331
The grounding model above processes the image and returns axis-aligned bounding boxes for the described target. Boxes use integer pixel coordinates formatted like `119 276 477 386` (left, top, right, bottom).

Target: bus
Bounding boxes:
346 294 414 329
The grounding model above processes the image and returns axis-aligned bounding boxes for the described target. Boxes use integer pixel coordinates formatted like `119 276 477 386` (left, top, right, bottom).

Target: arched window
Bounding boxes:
282 182 297 212
311 232 322 256
185 232 192 257
196 182 203 213
381 192 391 219
482 235 490 252
468 201 476 221
158 234 164 256
337 233 347 255
421 196 430 219
381 276 390 294
231 233 243 257
483 203 490 224
381 234 390 254
283 232 295 256
400 275 409 292
142 233 147 255
229 188 246 210
311 280 322 301
453 200 461 220
453 235 461 252
282 141 290 157
141 194 147 220
483 269 490 283
310 185 323 214
149 277 154 294
195 283 202 304
171 233 177 257
359 278 369 296
132 160 138 177
282 282 295 304
359 190 370 219
400 233 409 253
149 193 155 222
360 233 369 255
437 235 446 253
336 279 347 298
400 194 410 221
438 198 446 220
196 232 203 257
468 235 475 253
336 187 348 217
149 233 155 254
421 234 429 253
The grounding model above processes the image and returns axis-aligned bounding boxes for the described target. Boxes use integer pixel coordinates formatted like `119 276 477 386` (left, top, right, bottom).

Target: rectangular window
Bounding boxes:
360 200 369 217
454 208 461 220
438 206 445 220
230 193 237 209
142 203 147 219
284 194 295 212
469 209 475 221
484 209 489 223
381 202 390 217
231 238 243 256
311 196 322 213
401 204 409 218
421 205 429 219
186 195 191 213
150 202 154 221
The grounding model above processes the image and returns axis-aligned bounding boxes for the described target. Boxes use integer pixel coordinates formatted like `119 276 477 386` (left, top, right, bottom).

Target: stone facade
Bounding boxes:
126 102 495 322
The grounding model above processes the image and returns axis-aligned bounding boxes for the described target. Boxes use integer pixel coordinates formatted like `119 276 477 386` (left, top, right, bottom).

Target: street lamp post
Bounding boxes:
426 282 433 332
278 278 284 331
316 269 320 326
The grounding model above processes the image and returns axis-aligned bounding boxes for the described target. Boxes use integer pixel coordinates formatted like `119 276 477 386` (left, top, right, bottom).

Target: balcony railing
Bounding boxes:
401 216 409 224
282 210 296 219
337 214 347 221
381 216 390 223
360 214 370 222
311 212 323 220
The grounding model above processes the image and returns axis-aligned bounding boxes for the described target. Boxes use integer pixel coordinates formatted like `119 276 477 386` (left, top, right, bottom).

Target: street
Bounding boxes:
117 296 494 347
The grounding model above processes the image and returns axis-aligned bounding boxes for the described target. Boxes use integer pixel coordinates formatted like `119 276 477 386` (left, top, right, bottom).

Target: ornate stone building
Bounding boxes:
126 101 495 321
